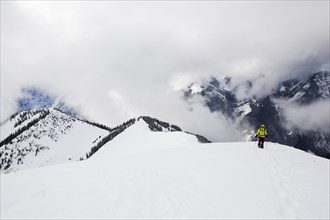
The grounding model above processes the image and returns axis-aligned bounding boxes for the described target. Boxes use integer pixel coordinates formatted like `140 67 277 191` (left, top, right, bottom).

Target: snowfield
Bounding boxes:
1 120 329 219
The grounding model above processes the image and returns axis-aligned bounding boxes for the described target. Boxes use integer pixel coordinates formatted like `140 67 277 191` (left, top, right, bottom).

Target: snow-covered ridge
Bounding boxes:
1 140 329 219
0 110 211 174
85 116 210 159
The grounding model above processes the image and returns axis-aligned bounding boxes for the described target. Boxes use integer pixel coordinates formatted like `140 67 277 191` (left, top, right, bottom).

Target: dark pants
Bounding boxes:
258 137 265 148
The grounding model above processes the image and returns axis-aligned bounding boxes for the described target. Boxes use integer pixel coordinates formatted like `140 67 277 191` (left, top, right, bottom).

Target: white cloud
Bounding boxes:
178 101 243 142
1 1 329 140
169 72 203 92
278 100 330 133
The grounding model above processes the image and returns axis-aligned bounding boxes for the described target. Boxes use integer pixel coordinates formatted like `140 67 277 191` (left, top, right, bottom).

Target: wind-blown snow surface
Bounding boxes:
1 121 329 219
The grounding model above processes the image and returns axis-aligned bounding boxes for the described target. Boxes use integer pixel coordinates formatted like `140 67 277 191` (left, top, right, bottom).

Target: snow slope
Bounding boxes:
1 120 329 219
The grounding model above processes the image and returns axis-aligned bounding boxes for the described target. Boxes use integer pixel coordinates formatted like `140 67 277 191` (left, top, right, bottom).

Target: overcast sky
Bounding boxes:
1 1 329 141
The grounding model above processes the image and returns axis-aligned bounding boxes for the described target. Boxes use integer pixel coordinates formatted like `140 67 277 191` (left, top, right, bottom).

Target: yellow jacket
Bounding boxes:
256 126 268 138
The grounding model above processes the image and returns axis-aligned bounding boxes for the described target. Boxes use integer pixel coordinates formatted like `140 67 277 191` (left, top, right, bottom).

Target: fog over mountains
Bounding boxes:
1 71 329 166
184 71 330 159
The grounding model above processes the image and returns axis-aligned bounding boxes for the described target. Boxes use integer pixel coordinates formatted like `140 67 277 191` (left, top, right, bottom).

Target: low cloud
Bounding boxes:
234 74 279 100
277 100 330 133
155 94 244 142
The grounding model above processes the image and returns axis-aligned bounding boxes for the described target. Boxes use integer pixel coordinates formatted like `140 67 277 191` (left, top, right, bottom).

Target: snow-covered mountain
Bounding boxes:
0 108 110 173
0 110 210 174
274 71 330 103
1 120 329 219
184 71 330 159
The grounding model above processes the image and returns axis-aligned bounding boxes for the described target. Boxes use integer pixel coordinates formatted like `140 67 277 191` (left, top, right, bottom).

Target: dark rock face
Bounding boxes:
274 71 330 104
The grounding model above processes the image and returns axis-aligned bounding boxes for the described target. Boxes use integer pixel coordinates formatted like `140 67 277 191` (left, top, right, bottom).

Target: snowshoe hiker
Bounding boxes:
255 124 268 149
